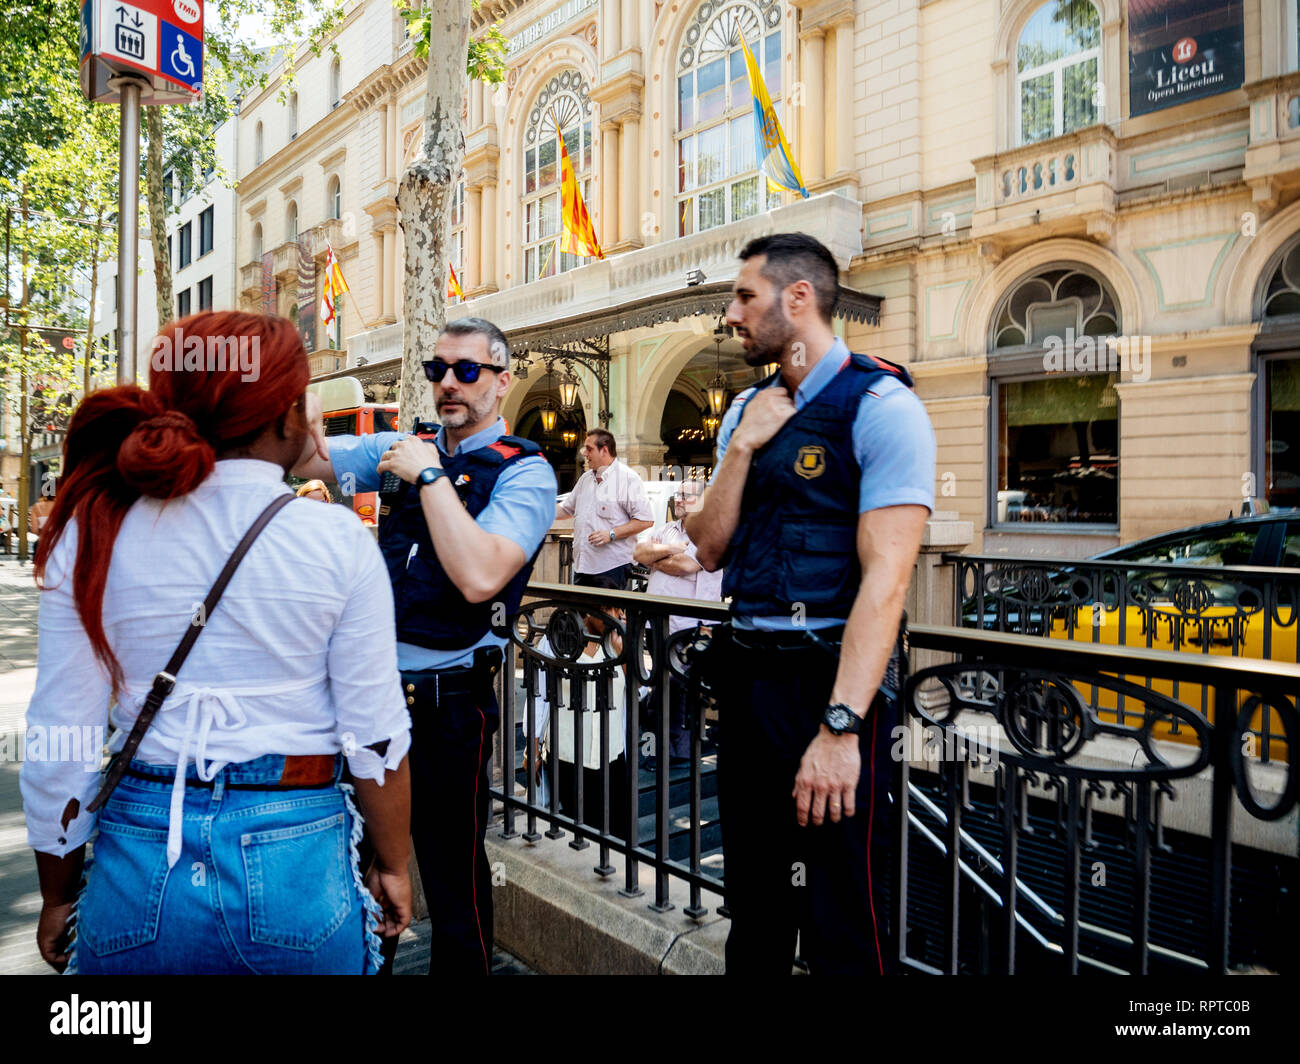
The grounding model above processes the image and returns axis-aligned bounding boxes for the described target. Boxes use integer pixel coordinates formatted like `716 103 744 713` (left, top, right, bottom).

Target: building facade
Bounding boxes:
236 0 1300 549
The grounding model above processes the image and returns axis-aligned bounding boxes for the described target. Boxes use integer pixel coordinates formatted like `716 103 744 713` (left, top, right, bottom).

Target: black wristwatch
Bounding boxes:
822 703 863 736
417 466 448 490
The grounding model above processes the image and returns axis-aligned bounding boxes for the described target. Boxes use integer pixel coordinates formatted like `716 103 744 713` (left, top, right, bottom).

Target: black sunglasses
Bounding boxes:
421 359 504 384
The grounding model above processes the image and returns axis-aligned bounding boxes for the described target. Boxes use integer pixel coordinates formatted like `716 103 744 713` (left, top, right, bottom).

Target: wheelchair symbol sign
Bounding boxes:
159 21 202 89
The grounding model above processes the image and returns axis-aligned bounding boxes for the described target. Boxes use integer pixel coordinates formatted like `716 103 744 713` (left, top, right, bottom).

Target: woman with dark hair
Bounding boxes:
21 311 412 975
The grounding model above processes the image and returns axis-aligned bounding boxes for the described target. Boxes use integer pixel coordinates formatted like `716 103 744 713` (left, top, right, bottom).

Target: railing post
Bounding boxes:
1207 683 1236 974
650 613 674 913
500 638 518 839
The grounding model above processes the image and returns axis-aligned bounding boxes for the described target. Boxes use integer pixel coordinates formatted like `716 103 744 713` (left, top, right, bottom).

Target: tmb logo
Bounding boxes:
173 0 201 23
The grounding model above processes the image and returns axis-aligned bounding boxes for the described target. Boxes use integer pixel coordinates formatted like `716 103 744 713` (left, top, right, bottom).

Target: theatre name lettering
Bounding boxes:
1150 40 1224 104
1129 2 1244 117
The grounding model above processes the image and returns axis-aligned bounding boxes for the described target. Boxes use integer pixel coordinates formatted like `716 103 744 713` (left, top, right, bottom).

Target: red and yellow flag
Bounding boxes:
319 241 351 329
558 133 603 260
448 261 465 300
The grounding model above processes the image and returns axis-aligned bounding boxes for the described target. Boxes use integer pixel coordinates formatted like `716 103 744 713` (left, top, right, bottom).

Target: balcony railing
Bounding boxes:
486 580 1298 974
972 125 1117 245
1244 70 1300 207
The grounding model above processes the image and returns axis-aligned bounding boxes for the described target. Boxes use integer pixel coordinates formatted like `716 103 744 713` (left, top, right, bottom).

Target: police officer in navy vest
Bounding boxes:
686 234 935 975
294 317 557 975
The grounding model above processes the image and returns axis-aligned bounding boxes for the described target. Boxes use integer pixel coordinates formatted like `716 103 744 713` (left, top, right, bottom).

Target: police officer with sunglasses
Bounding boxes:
294 317 556 975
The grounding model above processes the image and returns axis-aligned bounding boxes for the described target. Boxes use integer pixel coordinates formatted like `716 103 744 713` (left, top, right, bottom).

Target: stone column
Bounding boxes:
904 510 975 672
395 226 405 318
465 184 482 291
373 233 385 318
618 117 639 245
382 227 396 321
482 181 497 289
378 104 389 180
388 103 399 178
619 0 635 52
470 80 483 130
833 21 852 175
604 0 621 61
601 121 620 248
800 28 825 185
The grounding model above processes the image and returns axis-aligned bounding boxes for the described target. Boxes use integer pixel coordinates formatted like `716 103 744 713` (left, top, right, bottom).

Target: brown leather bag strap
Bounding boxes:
87 493 297 813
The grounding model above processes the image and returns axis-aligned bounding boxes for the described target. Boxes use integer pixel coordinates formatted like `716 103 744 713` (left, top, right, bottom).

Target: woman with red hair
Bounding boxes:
21 311 412 975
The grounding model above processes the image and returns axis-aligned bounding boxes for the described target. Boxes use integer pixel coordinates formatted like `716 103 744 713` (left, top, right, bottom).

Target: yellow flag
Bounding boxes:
448 261 465 300
558 132 603 259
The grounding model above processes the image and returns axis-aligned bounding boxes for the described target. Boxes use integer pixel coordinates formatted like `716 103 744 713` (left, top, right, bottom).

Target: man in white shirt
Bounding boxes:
633 481 723 762
555 429 653 590
0 486 14 555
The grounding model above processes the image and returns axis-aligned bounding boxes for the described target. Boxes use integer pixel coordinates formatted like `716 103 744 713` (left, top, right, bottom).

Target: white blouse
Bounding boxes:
21 459 411 866
528 636 627 771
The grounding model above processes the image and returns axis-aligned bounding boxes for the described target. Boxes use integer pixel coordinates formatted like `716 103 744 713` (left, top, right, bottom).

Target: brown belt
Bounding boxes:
123 754 339 790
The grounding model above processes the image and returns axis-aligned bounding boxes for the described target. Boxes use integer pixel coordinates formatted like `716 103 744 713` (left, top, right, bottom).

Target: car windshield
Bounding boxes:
1106 528 1258 567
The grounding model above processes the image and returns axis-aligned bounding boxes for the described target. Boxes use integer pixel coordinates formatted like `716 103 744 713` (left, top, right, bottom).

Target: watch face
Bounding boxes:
826 705 857 733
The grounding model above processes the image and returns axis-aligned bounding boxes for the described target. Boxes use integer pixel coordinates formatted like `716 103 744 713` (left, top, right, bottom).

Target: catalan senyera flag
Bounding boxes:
448 261 465 300
740 32 808 199
319 241 351 330
558 131 604 259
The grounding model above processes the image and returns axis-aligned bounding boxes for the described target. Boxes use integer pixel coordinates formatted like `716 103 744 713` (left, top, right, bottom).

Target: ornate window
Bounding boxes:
992 266 1119 348
675 0 783 236
1260 236 1300 507
989 266 1121 527
327 175 342 220
286 200 298 243
1017 0 1101 145
251 222 262 260
522 71 593 283
449 176 465 301
289 93 299 139
330 59 342 109
1263 240 1300 318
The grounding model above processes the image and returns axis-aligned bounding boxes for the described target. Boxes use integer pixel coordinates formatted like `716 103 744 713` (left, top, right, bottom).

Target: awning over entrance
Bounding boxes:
315 280 882 392
507 279 881 350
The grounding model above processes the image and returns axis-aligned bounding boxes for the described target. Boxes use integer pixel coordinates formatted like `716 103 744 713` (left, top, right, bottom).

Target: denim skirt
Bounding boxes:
70 754 383 975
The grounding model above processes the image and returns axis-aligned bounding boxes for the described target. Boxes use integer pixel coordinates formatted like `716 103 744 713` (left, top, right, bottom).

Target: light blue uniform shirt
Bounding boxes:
330 416 558 670
712 338 936 630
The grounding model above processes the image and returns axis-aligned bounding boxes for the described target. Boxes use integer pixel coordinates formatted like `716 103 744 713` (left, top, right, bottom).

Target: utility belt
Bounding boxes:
401 645 503 708
713 614 908 704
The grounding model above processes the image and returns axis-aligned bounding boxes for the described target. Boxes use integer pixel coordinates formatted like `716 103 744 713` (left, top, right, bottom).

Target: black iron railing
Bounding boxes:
946 554 1300 762
487 582 1300 974
493 583 729 915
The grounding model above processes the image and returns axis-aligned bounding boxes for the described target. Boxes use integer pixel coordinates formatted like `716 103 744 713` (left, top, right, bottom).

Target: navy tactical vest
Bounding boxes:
720 352 914 619
378 421 548 650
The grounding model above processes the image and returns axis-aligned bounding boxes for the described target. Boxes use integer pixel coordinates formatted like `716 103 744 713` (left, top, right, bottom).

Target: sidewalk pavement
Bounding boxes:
0 558 532 975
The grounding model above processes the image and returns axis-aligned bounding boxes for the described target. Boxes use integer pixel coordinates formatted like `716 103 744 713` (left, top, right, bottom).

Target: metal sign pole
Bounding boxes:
111 74 144 384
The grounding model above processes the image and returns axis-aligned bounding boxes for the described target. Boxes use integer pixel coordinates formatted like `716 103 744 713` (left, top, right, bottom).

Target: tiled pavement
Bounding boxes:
0 558 531 976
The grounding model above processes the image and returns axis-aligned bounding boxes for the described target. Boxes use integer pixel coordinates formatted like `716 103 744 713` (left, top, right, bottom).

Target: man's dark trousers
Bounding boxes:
404 670 499 976
716 630 897 975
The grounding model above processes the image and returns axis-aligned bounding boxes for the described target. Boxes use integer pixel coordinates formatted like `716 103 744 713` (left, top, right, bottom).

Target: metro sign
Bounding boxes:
80 0 204 105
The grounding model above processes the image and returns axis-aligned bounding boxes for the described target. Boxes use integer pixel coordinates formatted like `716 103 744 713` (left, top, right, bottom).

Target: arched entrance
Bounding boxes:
517 399 587 492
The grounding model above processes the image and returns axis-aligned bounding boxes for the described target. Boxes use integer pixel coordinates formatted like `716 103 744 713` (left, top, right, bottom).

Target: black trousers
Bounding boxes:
716 631 898 975
556 755 632 843
405 672 499 976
